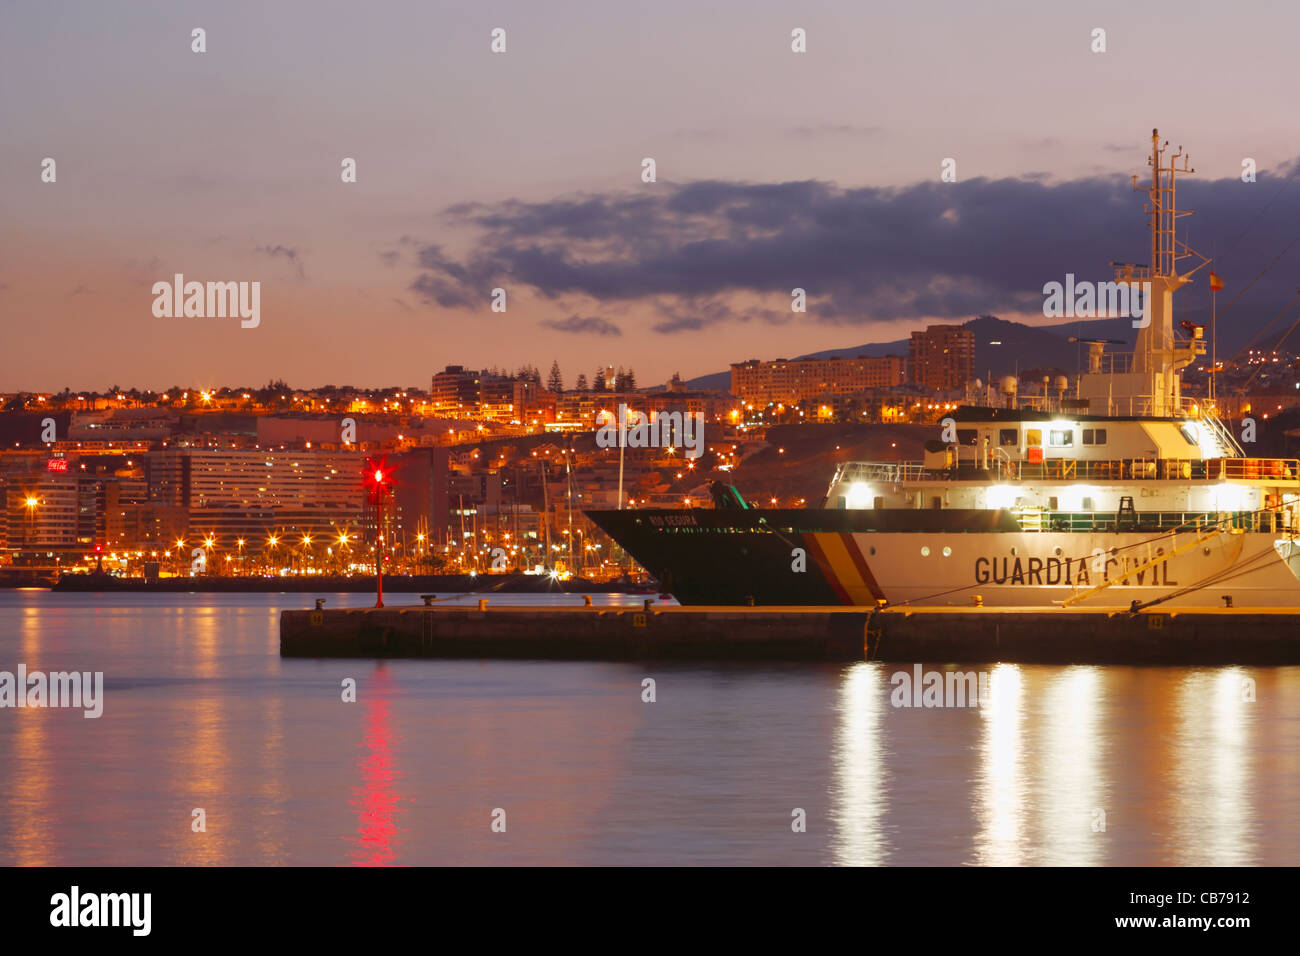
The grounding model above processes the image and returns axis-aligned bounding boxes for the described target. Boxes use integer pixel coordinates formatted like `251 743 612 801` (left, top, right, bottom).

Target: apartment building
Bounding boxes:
908 325 976 390
729 355 906 407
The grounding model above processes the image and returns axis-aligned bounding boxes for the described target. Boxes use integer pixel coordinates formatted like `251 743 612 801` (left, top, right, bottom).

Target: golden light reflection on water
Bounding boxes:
1036 667 1104 865
830 663 887 866
169 610 229 864
190 606 220 680
1172 668 1256 865
825 662 1277 865
9 606 50 865
253 691 287 863
973 664 1026 865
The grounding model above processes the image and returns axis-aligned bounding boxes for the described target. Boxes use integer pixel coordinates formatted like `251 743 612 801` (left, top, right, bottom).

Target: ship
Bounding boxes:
586 130 1300 609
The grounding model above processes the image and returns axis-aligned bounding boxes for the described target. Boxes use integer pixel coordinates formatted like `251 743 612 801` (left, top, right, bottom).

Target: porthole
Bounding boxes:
1010 546 1019 556
869 546 876 556
921 546 931 557
942 546 952 557
1053 546 1063 556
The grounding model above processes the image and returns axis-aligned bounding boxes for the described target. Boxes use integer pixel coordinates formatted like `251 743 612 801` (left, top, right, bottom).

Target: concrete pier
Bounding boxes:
281 604 870 661
280 602 1300 664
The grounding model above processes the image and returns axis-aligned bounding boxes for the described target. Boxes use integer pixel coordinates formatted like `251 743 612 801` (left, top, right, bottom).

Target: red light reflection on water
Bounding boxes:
348 668 404 865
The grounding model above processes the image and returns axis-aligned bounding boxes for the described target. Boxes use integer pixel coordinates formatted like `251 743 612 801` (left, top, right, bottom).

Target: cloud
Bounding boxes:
404 161 1300 333
254 244 305 278
540 315 622 336
410 247 475 307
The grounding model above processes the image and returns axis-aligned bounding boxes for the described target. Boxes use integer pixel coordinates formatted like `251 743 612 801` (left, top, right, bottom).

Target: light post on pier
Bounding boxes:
363 455 394 608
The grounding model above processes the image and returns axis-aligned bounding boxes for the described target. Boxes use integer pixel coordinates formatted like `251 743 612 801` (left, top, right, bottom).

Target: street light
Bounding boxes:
23 496 38 549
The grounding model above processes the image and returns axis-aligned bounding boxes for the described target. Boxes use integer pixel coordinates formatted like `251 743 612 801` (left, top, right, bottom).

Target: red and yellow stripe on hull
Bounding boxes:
802 532 886 605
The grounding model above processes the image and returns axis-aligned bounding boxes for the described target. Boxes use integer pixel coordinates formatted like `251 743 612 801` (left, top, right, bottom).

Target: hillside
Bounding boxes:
688 314 1135 391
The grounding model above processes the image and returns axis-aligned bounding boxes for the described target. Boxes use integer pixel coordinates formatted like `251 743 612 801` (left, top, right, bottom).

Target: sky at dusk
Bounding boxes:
3 0 1300 392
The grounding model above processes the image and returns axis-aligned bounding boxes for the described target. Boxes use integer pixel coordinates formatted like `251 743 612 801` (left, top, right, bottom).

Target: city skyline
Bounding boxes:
5 1 1300 392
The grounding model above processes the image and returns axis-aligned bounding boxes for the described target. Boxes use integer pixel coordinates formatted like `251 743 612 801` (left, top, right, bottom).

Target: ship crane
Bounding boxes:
1059 521 1232 608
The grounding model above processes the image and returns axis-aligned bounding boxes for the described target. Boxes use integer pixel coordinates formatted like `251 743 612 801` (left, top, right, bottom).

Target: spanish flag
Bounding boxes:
1209 271 1224 291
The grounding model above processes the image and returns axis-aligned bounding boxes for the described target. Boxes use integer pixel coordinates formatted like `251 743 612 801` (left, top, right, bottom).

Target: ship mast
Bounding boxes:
1080 129 1208 417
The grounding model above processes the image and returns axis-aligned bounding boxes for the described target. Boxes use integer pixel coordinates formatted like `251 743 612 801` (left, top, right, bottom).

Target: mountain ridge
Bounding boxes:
685 305 1280 391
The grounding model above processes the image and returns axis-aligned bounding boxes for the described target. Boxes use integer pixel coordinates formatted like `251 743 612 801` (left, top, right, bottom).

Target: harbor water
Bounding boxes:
0 590 1297 865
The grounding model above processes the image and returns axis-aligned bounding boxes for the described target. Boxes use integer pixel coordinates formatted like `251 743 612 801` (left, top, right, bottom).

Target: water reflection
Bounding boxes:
1172 668 1256 865
253 691 287 863
171 611 230 864
973 664 1026 865
348 665 404 865
829 663 887 865
0 591 1292 866
1036 667 1104 865
9 606 50 865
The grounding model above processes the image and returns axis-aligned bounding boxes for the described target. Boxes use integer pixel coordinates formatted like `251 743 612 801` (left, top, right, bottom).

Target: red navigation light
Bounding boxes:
362 455 394 504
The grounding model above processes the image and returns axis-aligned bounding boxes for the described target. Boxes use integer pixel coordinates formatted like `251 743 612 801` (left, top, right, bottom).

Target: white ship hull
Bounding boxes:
818 530 1300 608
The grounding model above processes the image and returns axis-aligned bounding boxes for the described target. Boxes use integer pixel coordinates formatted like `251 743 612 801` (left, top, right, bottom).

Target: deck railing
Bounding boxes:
835 457 1300 484
1012 509 1292 534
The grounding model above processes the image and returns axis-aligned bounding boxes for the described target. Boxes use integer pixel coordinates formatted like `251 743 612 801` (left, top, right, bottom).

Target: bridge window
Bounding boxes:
1049 429 1074 447
1082 428 1107 445
956 429 978 446
1026 429 1042 447
999 428 1018 446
